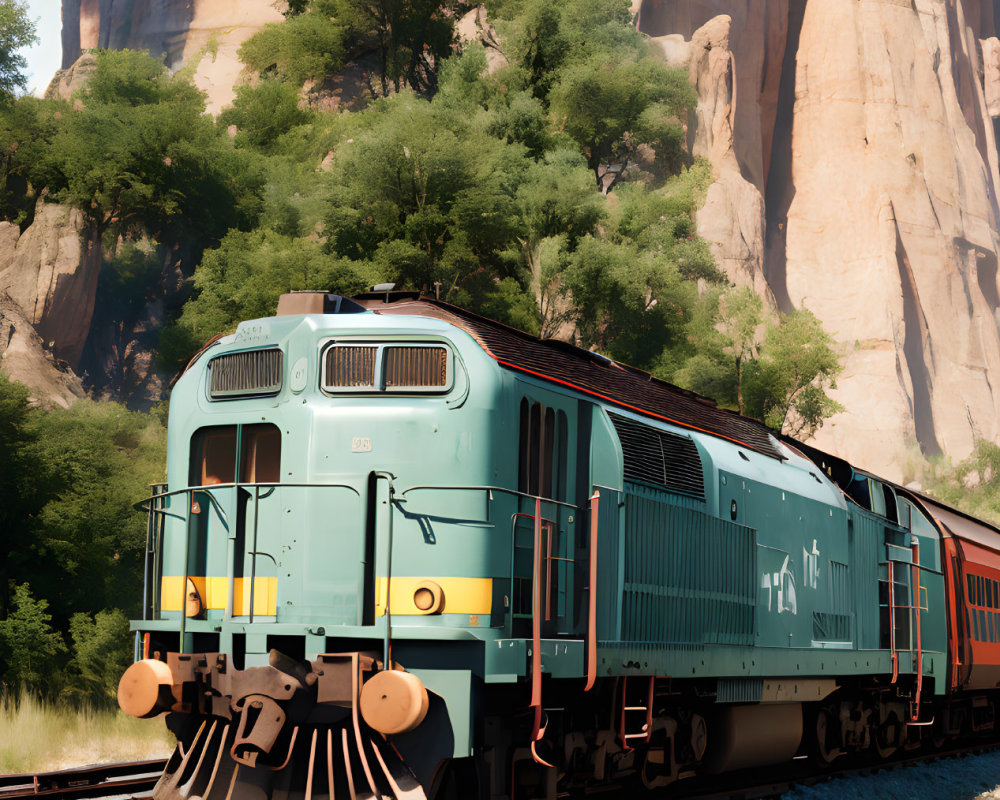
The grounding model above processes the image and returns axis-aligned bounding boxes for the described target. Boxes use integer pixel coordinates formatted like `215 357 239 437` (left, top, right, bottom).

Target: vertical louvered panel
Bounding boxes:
849 509 882 650
384 346 448 387
209 349 283 398
620 483 756 645
324 346 377 388
596 488 623 641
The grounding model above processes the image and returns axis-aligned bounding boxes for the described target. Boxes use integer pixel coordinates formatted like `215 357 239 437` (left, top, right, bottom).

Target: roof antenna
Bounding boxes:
371 282 396 303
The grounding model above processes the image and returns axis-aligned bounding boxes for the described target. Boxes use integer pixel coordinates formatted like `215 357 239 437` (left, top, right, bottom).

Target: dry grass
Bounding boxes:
0 691 175 775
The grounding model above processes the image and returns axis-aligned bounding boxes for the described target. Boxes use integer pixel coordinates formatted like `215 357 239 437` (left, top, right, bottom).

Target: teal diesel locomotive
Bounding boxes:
118 290 1000 799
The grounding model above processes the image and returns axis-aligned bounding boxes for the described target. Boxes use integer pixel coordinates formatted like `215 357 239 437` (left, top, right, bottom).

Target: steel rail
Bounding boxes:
0 759 167 800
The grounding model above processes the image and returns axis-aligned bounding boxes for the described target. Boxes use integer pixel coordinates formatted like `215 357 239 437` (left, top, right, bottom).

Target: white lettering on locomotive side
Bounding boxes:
803 540 821 589
762 555 798 615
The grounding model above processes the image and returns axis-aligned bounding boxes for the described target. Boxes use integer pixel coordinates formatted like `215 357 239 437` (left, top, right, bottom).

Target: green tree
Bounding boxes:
548 55 693 190
675 287 762 414
238 4 349 86
68 609 132 705
0 96 60 224
0 374 52 619
160 229 376 369
335 0 462 96
674 289 843 435
0 583 66 693
562 235 699 369
512 149 604 333
745 309 843 437
28 400 165 622
219 78 313 151
50 50 262 255
0 0 36 98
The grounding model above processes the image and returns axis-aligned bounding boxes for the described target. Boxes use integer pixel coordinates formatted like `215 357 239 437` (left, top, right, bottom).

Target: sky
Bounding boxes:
22 0 62 96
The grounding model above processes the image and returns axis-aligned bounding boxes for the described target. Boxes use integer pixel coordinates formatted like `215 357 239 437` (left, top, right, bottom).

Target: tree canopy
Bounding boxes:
0 0 35 98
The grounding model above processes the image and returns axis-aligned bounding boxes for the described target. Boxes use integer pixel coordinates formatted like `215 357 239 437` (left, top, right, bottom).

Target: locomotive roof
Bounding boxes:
346 292 785 460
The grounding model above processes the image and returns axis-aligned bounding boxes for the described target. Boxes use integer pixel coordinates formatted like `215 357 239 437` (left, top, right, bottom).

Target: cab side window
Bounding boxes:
518 399 567 500
190 424 282 486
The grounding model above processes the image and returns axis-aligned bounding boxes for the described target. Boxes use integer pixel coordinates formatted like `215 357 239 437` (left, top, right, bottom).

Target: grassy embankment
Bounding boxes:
0 691 175 774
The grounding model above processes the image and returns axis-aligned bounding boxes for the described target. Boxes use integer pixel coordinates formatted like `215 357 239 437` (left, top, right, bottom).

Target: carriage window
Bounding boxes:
518 399 567 500
191 424 281 485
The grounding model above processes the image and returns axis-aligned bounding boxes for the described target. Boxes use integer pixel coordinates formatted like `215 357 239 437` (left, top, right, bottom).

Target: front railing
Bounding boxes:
138 480 594 644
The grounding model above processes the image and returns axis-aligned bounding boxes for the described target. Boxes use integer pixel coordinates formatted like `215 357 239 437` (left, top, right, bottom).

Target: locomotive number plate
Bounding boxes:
352 437 372 453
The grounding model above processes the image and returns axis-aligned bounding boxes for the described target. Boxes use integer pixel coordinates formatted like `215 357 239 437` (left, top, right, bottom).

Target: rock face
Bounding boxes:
59 0 284 114
0 200 101 370
640 0 1000 482
0 294 87 408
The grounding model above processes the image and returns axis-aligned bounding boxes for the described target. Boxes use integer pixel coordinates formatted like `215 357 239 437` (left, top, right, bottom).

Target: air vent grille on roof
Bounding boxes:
611 413 705 499
209 348 283 398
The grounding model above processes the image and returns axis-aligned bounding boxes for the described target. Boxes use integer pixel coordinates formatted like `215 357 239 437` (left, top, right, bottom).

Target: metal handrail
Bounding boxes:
400 484 579 510
140 482 363 650
141 480 586 652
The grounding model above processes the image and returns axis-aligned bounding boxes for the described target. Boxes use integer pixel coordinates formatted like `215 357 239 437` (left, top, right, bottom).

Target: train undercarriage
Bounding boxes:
121 646 1000 800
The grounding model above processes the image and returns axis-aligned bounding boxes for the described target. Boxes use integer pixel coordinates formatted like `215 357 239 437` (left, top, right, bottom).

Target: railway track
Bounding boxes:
3 744 998 800
659 741 1000 799
0 759 166 800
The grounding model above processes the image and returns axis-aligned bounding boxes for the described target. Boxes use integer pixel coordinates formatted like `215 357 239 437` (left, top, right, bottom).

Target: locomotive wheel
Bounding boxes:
814 709 842 765
873 712 902 759
431 757 483 800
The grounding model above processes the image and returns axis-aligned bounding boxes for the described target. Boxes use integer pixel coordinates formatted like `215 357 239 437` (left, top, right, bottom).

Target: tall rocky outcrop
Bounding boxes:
0 200 102 369
0 293 87 408
58 0 284 114
640 0 1000 482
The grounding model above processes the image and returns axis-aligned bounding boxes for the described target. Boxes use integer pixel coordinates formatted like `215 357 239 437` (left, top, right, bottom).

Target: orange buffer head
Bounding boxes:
359 669 429 735
118 658 174 718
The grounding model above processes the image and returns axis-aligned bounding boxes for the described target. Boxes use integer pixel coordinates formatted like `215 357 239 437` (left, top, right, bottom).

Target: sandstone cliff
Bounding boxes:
58 0 284 114
0 200 101 370
640 0 1000 482
0 293 87 408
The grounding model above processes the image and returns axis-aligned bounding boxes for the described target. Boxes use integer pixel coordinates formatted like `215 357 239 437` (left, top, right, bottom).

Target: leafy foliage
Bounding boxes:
674 287 843 437
218 78 313 151
239 6 349 86
0 584 66 694
0 375 51 620
926 442 1000 526
27 400 165 623
0 0 35 98
68 610 132 704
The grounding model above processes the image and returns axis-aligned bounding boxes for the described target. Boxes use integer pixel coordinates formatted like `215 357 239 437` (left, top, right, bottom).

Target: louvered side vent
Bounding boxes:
384 346 448 389
611 414 705 499
209 349 283 399
324 346 377 389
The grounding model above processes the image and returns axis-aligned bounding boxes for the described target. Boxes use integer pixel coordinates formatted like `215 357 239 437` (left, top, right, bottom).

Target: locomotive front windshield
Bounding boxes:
189 423 282 485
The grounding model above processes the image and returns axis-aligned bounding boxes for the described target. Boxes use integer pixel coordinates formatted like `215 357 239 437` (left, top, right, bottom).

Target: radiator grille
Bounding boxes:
621 486 757 646
384 346 448 388
209 349 283 398
324 346 377 388
611 414 705 499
